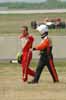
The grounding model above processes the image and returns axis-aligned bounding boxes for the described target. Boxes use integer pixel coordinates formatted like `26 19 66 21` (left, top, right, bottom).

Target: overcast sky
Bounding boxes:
0 0 66 3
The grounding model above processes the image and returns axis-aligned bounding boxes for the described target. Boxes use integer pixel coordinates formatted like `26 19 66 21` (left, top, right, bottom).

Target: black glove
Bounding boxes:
33 48 36 51
18 54 22 64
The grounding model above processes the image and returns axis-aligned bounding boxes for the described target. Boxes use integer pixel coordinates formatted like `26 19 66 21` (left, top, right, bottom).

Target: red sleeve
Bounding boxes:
27 35 34 48
35 38 49 50
29 35 34 43
30 35 34 42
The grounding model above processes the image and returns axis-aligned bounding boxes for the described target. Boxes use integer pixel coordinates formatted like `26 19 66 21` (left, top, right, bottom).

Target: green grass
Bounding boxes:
0 60 66 100
0 13 66 36
0 1 66 9
0 60 66 70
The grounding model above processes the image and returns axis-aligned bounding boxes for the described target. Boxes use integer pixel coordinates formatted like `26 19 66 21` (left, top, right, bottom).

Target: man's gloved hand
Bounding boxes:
33 48 36 51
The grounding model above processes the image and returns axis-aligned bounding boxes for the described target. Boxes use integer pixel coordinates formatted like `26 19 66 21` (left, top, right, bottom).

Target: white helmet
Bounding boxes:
36 24 48 34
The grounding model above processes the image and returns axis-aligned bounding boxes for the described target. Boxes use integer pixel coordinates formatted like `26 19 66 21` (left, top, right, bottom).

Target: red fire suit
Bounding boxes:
19 34 35 82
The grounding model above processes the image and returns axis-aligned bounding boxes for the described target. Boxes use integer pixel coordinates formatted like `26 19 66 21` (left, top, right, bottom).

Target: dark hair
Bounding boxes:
22 26 28 31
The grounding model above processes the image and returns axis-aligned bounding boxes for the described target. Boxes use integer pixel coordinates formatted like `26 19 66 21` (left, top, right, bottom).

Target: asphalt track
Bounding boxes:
0 9 66 14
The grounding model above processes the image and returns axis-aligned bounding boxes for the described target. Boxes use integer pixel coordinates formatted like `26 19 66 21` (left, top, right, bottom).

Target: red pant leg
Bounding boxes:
21 52 28 82
27 50 35 77
21 50 35 82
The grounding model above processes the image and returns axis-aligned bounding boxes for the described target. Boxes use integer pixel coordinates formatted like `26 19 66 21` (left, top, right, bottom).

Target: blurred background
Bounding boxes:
0 0 66 62
0 0 66 9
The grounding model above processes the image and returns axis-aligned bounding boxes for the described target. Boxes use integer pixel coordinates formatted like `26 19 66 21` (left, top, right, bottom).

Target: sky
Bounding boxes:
0 0 66 3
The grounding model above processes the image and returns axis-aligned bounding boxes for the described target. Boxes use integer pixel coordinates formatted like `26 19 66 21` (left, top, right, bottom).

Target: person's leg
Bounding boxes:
22 51 35 82
21 52 28 82
47 57 59 82
28 68 35 77
28 55 46 83
25 50 35 80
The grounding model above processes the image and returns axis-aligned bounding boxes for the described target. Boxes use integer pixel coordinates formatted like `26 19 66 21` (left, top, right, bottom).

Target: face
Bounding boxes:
21 27 28 37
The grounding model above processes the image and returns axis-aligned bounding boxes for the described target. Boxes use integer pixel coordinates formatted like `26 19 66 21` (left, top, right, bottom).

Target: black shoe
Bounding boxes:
54 80 59 83
28 80 38 84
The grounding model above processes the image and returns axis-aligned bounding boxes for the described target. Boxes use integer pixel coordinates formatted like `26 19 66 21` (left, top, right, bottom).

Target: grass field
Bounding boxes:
0 13 66 36
0 12 66 100
0 60 66 100
0 1 66 9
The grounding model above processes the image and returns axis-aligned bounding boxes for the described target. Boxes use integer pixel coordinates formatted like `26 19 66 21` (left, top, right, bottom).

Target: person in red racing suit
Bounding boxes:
19 26 35 82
